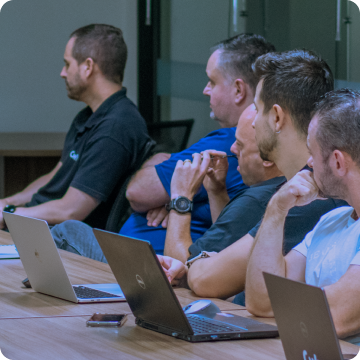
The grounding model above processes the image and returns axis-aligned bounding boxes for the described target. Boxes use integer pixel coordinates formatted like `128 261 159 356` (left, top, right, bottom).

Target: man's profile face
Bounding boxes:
252 79 277 162
231 104 268 186
60 37 87 101
307 117 342 199
203 49 236 128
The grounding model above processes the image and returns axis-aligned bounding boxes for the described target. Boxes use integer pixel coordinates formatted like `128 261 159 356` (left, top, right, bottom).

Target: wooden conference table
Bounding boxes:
0 231 358 359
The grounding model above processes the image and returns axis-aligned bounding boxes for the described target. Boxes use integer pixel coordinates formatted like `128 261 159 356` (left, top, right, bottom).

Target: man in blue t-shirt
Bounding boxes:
121 34 276 253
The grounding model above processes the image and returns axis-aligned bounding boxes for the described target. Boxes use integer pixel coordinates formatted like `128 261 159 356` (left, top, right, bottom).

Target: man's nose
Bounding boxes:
203 82 210 96
60 67 67 78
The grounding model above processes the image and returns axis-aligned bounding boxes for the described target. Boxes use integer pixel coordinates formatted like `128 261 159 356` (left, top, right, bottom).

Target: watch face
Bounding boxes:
175 197 191 212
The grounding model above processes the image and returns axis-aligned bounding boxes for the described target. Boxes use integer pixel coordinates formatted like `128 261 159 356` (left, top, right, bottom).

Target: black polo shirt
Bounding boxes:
26 88 150 229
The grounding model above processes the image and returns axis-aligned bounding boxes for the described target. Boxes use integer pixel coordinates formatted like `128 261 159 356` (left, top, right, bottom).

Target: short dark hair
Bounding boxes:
70 24 127 85
211 34 276 93
253 50 334 137
313 88 360 166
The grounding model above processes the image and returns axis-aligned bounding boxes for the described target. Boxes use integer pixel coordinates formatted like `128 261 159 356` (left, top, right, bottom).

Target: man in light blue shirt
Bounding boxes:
246 88 360 344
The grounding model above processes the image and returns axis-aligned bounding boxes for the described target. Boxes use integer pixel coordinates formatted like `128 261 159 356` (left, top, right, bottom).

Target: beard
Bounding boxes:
315 164 344 199
65 73 87 101
257 132 277 162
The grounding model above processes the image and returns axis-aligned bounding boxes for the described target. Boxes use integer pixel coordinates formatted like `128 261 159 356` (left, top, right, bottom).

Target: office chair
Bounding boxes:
147 119 194 153
105 138 156 233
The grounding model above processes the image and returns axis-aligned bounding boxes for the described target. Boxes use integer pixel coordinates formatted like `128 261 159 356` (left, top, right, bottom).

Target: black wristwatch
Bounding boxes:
166 196 193 214
3 205 16 213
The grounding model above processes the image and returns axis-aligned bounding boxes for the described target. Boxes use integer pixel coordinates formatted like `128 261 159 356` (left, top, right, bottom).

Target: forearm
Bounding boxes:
13 187 99 225
15 195 93 225
126 167 169 212
207 189 230 223
245 199 288 316
14 200 82 225
163 211 192 263
5 173 56 207
188 234 254 298
325 265 360 339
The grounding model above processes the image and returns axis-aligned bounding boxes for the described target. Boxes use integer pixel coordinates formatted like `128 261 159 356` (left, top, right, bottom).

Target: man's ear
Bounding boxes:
330 150 349 177
82 57 95 78
262 160 275 168
234 78 246 104
271 104 286 133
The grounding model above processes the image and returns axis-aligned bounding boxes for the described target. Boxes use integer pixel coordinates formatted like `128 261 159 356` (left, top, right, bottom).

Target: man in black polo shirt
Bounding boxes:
0 24 149 229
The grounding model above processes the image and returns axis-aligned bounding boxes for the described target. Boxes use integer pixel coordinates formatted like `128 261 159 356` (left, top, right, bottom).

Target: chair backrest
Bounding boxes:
147 119 194 153
105 138 156 233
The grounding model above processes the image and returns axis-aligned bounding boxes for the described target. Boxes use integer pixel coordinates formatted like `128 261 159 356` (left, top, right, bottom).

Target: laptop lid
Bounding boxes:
4 212 78 302
263 272 344 360
93 229 193 335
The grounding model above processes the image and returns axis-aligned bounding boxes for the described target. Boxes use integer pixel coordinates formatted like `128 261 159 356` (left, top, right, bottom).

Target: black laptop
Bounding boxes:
263 272 359 360
93 229 278 342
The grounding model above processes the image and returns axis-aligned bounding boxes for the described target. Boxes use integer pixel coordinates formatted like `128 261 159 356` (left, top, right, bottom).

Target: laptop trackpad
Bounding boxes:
78 283 124 297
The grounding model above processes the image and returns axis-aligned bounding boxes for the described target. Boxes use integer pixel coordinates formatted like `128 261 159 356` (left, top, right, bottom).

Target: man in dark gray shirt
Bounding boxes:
163 104 284 263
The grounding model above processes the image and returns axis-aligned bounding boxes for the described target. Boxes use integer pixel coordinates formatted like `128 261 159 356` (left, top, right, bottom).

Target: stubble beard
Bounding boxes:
258 132 277 162
316 165 344 200
65 73 87 101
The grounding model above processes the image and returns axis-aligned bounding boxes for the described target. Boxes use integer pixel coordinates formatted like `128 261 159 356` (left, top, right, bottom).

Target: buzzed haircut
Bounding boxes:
70 24 127 85
253 50 334 137
211 34 276 93
313 88 360 166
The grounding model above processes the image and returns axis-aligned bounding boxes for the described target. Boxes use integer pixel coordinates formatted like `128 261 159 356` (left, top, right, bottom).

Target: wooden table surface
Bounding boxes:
0 231 359 359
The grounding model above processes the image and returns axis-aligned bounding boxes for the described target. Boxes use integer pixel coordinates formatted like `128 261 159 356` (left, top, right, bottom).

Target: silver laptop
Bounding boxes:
3 212 125 303
263 272 359 360
93 229 279 342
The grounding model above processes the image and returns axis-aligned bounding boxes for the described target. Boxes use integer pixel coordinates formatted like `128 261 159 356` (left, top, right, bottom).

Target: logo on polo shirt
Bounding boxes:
70 151 79 161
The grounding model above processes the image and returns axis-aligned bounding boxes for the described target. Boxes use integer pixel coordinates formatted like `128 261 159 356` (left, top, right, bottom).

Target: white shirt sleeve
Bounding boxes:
350 237 360 266
292 229 315 258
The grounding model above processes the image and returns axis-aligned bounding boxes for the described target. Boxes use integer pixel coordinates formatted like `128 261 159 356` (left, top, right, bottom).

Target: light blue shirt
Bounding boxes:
294 206 360 345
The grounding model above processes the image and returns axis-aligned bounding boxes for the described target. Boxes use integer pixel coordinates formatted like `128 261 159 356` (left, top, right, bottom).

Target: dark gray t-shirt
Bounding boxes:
188 176 286 258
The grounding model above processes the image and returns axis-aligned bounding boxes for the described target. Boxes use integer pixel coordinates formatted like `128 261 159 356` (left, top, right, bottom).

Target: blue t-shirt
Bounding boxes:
120 128 247 254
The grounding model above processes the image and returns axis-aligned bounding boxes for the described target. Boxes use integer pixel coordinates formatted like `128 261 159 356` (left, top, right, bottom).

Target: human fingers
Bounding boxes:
207 150 227 158
183 158 192 166
146 207 162 226
199 151 212 172
175 159 184 170
161 213 169 228
146 208 154 222
191 153 202 168
160 255 187 282
150 206 168 227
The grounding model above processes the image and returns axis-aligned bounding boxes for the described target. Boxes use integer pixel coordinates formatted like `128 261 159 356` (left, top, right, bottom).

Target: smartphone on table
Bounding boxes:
86 313 128 327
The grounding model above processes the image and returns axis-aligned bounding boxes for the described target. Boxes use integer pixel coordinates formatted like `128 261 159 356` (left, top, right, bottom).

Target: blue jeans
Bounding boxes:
51 220 108 263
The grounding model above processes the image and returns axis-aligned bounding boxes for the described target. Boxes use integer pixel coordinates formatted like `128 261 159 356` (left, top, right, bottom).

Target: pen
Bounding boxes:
210 154 238 159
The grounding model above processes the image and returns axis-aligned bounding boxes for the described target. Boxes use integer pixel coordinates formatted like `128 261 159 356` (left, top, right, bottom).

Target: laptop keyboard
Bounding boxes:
73 286 121 299
187 315 247 334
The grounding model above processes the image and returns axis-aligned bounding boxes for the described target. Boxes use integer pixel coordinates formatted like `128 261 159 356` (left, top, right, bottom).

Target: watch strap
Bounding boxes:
3 205 16 213
185 251 211 269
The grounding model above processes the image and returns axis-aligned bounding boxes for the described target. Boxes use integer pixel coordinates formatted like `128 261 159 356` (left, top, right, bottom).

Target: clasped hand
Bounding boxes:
170 150 229 200
272 170 324 213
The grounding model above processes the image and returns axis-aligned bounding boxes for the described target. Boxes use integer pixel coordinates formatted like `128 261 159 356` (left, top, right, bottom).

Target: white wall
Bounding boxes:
349 1 360 82
161 0 231 146
0 0 137 132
